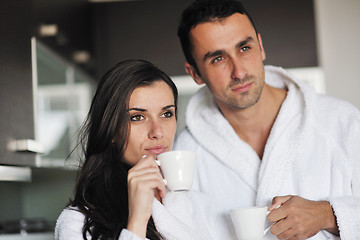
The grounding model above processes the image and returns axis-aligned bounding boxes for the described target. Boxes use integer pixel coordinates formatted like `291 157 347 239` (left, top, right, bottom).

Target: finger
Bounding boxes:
276 227 297 240
130 155 159 171
128 168 164 185
138 178 165 191
128 156 166 199
128 168 166 189
268 204 288 223
129 175 166 198
269 195 293 210
270 219 292 238
157 182 167 199
130 170 166 199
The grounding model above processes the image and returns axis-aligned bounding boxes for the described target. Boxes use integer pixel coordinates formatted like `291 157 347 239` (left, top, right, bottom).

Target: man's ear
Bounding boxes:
257 33 266 61
184 62 205 85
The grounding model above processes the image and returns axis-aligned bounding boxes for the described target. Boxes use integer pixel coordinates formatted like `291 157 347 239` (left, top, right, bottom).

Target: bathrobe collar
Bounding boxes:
185 65 314 202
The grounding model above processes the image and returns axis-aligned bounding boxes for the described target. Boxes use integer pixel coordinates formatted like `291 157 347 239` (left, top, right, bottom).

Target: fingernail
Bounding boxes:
142 155 147 158
269 204 281 211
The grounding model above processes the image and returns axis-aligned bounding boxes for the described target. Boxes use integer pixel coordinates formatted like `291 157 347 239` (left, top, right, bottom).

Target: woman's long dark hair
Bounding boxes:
69 59 178 240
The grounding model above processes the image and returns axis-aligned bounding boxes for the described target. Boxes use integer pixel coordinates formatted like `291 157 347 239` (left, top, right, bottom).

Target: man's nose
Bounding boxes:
231 58 247 80
148 120 164 140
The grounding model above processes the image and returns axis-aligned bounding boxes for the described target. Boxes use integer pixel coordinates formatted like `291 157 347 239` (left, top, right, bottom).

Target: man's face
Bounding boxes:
187 13 266 111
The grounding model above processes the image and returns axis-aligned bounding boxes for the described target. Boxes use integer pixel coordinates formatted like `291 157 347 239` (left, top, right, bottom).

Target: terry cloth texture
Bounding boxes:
174 65 360 240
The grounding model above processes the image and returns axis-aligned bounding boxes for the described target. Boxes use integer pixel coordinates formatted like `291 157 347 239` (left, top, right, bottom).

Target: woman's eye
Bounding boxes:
161 111 174 118
212 56 223 63
130 115 144 121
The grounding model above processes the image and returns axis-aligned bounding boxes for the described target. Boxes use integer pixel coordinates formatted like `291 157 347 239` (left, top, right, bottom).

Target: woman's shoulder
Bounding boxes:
55 207 141 240
55 207 86 240
57 207 84 222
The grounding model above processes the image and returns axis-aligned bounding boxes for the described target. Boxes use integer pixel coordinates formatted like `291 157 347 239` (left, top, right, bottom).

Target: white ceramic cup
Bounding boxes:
230 206 269 240
156 150 196 191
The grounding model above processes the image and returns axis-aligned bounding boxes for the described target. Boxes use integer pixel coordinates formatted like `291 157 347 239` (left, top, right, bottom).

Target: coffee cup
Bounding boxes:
156 150 196 191
230 206 269 240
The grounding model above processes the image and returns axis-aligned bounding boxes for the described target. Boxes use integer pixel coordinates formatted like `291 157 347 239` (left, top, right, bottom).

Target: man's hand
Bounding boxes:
267 195 339 240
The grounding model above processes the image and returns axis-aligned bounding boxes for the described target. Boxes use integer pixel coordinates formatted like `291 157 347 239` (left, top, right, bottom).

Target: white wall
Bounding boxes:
314 0 360 109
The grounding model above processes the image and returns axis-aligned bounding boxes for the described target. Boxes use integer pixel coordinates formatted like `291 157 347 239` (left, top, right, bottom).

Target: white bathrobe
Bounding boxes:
55 191 233 240
174 65 360 239
55 207 147 240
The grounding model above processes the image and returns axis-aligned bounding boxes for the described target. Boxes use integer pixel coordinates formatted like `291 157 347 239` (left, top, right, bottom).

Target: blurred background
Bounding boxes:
0 0 359 239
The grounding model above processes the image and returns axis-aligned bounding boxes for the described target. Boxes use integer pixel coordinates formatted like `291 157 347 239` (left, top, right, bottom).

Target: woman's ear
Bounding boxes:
184 62 205 85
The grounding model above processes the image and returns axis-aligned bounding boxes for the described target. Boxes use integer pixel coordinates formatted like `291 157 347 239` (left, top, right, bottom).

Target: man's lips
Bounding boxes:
231 82 253 93
145 146 166 155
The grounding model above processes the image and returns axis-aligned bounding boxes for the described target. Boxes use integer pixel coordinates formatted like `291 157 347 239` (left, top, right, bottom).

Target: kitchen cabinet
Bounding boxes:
33 38 94 168
0 0 94 170
0 1 36 168
0 37 94 169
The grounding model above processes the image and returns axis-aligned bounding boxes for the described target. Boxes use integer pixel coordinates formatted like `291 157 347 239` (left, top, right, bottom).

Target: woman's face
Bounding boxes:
123 80 177 165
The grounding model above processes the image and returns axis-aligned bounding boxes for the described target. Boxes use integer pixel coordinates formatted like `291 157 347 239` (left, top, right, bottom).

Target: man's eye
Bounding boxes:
212 56 223 63
130 115 144 121
161 111 174 118
241 46 250 52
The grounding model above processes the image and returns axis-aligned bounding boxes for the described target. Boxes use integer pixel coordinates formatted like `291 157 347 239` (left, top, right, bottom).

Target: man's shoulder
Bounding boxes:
311 92 360 119
304 92 360 139
174 128 199 151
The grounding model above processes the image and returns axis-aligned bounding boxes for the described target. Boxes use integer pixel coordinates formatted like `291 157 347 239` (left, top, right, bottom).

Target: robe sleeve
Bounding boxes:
329 112 360 240
119 229 149 240
55 208 148 240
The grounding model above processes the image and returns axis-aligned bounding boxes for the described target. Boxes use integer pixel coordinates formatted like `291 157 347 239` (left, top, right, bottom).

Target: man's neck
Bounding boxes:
218 84 287 159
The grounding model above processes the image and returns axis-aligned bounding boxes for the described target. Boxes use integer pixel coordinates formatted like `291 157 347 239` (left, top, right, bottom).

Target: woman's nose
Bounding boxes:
149 120 163 140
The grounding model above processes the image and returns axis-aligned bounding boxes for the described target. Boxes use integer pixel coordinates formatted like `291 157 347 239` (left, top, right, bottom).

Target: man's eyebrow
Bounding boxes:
203 37 254 62
203 50 226 62
236 37 254 49
162 105 176 110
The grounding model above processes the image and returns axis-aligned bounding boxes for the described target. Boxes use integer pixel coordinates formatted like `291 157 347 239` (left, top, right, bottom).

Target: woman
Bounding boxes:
55 59 178 240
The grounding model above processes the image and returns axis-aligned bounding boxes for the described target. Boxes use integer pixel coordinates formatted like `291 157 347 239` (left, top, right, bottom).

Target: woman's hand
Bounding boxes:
126 155 166 238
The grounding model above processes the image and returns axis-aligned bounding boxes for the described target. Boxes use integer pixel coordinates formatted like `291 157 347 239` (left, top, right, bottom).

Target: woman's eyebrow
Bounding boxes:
127 108 146 112
128 105 175 112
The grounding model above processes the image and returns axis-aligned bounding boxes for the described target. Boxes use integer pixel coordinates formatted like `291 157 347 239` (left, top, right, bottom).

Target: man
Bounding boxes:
174 0 360 239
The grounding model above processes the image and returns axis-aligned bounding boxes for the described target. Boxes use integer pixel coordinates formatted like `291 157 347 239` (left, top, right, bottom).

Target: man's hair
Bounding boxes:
177 0 258 73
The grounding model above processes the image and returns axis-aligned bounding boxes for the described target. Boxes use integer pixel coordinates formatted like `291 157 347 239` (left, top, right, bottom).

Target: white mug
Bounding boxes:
230 206 269 240
156 150 196 191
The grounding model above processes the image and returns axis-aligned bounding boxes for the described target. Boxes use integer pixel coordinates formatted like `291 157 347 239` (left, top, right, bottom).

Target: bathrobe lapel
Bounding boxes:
187 87 261 192
256 67 308 205
186 66 311 196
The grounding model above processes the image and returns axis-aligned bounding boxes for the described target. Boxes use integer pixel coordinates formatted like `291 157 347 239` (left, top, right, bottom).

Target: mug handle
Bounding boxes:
265 211 271 235
264 226 271 235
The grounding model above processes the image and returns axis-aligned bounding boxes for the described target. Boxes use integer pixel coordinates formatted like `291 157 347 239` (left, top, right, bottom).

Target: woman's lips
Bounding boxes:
232 82 253 93
145 146 166 155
